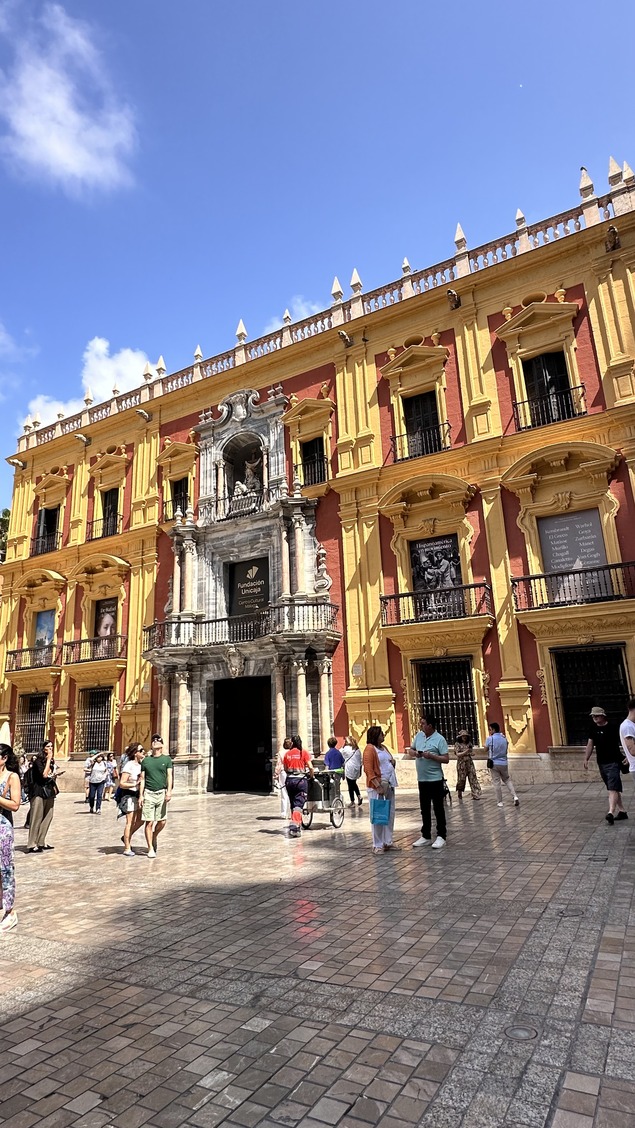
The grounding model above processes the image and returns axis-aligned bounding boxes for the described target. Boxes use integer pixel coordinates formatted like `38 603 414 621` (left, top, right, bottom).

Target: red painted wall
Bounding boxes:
314 488 347 738
501 488 529 576
611 461 635 560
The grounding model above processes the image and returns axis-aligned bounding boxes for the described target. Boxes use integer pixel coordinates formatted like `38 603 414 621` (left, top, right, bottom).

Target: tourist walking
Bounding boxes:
0 745 21 932
407 713 450 849
454 728 481 800
118 744 145 855
486 722 519 808
104 753 118 801
27 740 56 852
342 735 362 808
88 753 108 813
363 726 398 854
620 696 635 774
139 734 173 858
274 737 292 819
83 752 93 801
584 706 628 824
282 736 313 838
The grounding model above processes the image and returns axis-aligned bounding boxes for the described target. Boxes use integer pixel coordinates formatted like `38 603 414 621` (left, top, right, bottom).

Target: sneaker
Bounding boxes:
513 797 520 807
431 837 446 849
357 798 363 806
123 848 134 856
348 802 355 809
147 849 157 858
0 911 17 933
497 802 504 808
606 813 615 825
616 811 629 821
372 846 385 854
413 837 432 847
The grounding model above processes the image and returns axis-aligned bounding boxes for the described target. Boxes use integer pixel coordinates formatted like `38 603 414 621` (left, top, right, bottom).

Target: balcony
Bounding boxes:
143 602 340 650
62 635 128 663
381 583 492 626
391 423 451 462
512 385 586 431
87 513 123 541
30 531 61 556
293 457 329 487
162 497 190 523
199 488 279 524
512 561 635 610
6 644 61 672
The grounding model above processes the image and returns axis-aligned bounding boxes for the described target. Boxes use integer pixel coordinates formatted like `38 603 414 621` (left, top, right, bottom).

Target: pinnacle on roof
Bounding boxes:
331 276 344 302
608 156 622 186
283 309 292 325
235 319 247 342
194 345 203 361
156 356 166 376
579 166 595 197
401 257 411 275
454 222 467 249
143 362 154 382
350 268 362 293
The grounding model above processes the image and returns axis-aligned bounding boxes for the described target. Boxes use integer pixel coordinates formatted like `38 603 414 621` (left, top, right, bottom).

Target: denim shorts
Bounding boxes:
599 762 622 793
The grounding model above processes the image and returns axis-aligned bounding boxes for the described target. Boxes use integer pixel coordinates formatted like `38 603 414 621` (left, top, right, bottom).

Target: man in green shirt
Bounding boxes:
405 712 449 849
139 734 173 858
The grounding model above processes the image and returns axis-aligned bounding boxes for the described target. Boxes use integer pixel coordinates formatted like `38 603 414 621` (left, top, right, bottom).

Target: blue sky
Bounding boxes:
0 0 633 507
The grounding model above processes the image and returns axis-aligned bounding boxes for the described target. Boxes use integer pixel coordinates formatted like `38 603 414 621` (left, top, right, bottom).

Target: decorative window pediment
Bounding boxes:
381 344 449 394
156 434 198 481
15 568 66 602
283 394 334 493
68 552 130 585
89 447 129 490
283 396 334 439
495 301 579 352
34 467 70 507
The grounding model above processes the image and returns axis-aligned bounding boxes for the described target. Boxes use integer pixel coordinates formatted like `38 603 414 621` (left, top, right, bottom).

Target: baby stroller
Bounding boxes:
442 774 453 807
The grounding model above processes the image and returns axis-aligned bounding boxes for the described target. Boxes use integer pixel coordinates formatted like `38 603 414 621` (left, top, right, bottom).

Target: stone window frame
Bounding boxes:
380 344 451 452
156 434 199 520
32 467 70 548
67 553 130 648
494 299 586 421
14 568 65 652
282 395 334 494
88 447 128 529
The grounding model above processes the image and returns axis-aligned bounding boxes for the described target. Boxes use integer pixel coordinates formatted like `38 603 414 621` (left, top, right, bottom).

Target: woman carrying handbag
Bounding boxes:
363 726 399 855
27 740 56 853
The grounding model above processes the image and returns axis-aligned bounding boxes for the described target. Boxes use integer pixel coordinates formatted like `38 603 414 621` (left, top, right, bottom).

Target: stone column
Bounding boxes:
275 663 287 752
319 657 332 746
262 445 269 495
294 659 308 745
175 669 190 758
280 521 291 598
293 514 306 595
157 670 171 741
172 541 182 616
182 537 196 614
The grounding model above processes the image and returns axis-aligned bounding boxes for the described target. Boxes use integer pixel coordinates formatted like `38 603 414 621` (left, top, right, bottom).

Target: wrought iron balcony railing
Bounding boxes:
62 635 128 664
143 603 340 650
198 487 279 523
512 385 586 431
162 496 190 522
6 644 62 672
30 531 61 556
87 513 123 541
391 423 451 462
381 583 492 626
512 561 635 610
293 457 329 487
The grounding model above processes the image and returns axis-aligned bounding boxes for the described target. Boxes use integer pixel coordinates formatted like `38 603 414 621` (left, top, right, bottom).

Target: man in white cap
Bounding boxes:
584 706 627 824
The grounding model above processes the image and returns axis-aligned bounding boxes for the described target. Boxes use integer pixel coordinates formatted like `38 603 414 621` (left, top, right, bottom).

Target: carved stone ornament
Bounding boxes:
224 645 245 679
536 668 548 705
314 543 333 593
505 710 529 735
433 646 448 658
482 671 491 707
551 491 572 511
164 576 173 616
213 389 260 428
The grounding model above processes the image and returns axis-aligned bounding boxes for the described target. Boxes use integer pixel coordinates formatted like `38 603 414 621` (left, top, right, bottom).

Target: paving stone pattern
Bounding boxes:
2 780 635 1128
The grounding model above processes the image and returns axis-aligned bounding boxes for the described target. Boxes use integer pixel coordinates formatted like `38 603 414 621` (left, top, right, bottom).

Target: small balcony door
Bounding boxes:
522 352 573 426
403 391 442 458
102 488 119 537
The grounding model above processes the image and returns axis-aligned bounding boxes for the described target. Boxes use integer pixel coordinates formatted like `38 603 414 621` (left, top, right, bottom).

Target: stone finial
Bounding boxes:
235 319 247 343
112 383 120 397
57 411 64 420
554 286 566 303
401 257 411 275
579 166 594 197
350 268 362 294
156 356 166 376
515 208 526 227
454 222 467 251
32 413 40 429
608 156 622 186
84 387 94 405
23 415 32 433
331 276 344 302
143 362 154 383
194 345 203 361
623 161 635 185
283 309 292 325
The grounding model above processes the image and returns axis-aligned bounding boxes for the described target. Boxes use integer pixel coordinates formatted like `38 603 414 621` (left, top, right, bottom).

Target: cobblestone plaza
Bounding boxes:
1 782 634 1128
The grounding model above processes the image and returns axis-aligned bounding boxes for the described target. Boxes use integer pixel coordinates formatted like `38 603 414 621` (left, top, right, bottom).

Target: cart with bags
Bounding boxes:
302 769 345 829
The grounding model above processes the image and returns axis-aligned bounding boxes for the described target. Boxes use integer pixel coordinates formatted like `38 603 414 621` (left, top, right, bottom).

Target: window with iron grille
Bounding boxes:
15 693 49 754
101 487 120 537
300 437 327 485
32 505 60 555
551 644 631 745
76 688 112 753
414 656 480 744
172 477 189 513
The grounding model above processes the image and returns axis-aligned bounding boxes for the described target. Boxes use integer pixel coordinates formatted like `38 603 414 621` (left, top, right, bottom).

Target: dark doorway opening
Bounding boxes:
552 644 631 744
213 676 272 792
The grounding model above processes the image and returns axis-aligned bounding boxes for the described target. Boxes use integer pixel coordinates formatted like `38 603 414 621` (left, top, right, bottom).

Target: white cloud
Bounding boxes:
24 336 150 426
0 319 37 361
0 3 136 194
263 295 323 334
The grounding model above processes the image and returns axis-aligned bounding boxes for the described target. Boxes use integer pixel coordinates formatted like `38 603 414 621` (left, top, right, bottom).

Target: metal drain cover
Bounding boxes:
504 1025 538 1042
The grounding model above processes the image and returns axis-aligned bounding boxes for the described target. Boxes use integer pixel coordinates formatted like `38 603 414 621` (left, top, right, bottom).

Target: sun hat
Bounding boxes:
590 707 607 717
457 728 470 737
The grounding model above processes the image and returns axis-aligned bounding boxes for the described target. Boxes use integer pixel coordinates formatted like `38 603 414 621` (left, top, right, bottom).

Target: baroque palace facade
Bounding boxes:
2 160 635 790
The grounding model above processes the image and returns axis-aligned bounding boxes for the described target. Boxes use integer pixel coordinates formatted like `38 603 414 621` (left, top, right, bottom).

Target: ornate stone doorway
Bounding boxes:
212 675 272 792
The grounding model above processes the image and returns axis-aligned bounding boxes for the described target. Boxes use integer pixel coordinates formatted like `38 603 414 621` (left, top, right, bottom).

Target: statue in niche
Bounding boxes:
233 450 262 497
164 576 173 616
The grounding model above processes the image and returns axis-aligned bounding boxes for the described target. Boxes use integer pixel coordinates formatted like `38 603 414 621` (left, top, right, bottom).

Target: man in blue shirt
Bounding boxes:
406 712 449 849
323 737 345 773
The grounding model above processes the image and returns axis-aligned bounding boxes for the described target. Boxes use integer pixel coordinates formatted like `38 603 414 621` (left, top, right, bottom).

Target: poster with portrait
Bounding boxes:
410 534 462 593
34 609 55 649
94 598 118 640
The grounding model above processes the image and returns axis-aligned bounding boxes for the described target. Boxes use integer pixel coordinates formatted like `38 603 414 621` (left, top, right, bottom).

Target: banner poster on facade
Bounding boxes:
538 509 607 573
34 608 55 649
411 534 461 592
94 597 118 639
229 557 269 615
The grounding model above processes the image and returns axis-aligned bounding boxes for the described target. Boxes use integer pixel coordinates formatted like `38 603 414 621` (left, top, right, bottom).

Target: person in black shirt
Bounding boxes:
584 706 628 825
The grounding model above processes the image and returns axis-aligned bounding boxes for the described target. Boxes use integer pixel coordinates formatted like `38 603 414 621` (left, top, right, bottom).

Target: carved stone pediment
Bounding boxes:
89 447 129 489
156 434 198 480
380 344 449 379
34 467 70 506
494 301 579 346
